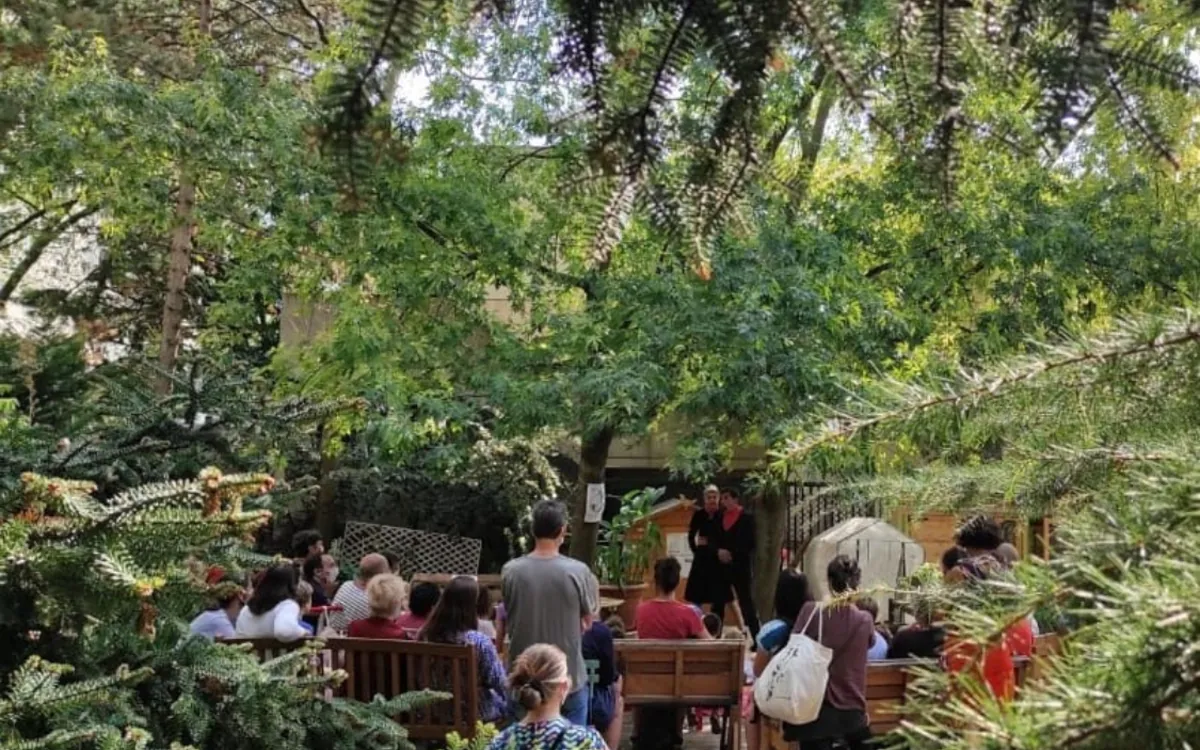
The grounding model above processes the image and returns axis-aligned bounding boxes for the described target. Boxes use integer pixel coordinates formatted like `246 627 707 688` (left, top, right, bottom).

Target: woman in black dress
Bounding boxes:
714 487 760 637
684 485 724 607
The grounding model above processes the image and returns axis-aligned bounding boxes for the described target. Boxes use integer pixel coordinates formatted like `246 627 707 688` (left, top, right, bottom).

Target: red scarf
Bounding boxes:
722 505 743 531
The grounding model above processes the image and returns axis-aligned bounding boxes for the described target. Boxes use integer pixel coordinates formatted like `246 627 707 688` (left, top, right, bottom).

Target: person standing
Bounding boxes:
784 556 873 750
502 500 599 726
683 485 724 608
714 487 760 637
329 553 391 631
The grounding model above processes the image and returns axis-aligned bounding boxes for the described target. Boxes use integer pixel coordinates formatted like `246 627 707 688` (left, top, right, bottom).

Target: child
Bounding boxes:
476 585 497 638
295 580 316 635
690 617 736 733
856 596 890 661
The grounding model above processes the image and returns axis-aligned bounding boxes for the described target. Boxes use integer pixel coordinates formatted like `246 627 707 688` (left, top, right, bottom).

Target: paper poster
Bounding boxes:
666 532 693 578
584 483 606 523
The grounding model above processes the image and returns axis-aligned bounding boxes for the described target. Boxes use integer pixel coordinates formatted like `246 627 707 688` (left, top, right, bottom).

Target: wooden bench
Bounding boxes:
223 637 479 741
615 640 745 750
760 657 1033 749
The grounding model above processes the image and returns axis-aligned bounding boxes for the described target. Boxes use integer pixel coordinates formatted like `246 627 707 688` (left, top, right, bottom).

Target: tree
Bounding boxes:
0 460 438 749
777 308 1200 747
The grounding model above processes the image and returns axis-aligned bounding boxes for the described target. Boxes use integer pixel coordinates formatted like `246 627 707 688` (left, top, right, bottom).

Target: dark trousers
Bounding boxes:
633 707 683 750
798 725 872 749
713 570 760 638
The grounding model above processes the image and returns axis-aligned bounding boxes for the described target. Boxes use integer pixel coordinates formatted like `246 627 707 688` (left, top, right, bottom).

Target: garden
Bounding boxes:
4 0 1200 747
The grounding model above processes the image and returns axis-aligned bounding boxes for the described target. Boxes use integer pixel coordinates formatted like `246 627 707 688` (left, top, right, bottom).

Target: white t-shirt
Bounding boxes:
329 581 371 632
235 599 308 641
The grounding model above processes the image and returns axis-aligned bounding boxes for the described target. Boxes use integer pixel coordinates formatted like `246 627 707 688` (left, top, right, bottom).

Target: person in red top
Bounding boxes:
347 573 408 639
636 557 712 640
394 581 440 639
635 557 710 750
943 517 1035 702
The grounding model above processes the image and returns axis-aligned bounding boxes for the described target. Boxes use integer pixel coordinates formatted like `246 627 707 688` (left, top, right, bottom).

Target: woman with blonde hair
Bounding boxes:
347 573 408 639
488 644 606 750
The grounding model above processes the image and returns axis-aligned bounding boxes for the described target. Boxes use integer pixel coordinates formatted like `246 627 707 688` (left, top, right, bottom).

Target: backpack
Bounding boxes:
753 604 832 725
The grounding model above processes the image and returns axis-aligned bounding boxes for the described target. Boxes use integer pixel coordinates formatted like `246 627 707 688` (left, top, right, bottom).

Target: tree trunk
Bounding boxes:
753 486 788 619
315 443 338 544
155 178 196 394
568 426 614 565
154 0 209 395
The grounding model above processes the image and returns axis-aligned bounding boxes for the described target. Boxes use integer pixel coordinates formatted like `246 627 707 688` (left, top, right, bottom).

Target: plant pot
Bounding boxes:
599 582 649 631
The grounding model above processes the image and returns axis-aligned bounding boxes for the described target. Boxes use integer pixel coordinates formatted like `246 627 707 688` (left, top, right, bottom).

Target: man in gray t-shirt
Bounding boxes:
501 500 599 726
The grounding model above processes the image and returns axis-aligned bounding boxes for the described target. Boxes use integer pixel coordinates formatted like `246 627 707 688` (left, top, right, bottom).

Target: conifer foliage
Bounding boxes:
0 468 432 750
782 308 1200 747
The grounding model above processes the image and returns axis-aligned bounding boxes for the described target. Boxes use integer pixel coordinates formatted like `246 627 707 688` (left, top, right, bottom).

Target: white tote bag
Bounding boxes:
754 604 832 725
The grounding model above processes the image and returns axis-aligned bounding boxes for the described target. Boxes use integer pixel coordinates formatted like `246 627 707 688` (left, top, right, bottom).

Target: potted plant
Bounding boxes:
596 487 665 629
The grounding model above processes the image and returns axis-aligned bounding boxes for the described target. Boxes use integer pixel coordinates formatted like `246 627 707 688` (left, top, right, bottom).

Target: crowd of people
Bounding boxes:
187 496 1037 750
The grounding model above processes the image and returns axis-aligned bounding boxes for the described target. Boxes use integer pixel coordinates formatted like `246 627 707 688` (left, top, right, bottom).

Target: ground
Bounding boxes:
616 713 734 750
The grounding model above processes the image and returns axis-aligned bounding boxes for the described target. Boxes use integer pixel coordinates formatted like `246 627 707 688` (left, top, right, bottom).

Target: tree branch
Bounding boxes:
0 206 98 303
293 0 329 45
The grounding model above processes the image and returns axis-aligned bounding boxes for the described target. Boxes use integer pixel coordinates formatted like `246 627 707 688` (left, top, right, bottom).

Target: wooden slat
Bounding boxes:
221 637 478 741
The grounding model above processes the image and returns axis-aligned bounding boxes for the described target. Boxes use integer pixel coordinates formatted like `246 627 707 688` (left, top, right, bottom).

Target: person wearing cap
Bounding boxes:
684 484 725 609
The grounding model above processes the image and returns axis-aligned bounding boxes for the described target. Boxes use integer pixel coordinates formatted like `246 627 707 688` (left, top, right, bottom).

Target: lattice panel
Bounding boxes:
340 521 481 577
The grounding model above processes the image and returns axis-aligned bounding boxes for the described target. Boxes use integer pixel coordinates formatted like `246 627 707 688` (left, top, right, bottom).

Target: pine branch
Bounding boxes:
776 309 1200 468
1105 67 1180 169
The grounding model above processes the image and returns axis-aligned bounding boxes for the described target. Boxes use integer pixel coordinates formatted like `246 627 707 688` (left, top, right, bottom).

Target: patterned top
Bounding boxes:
431 630 508 722
487 718 606 750
328 582 371 632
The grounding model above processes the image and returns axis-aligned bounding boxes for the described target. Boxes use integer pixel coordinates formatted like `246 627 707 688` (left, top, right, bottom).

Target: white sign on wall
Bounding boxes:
666 532 694 578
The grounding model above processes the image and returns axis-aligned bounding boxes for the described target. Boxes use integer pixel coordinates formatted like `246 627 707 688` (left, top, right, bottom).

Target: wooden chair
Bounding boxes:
222 637 480 741
615 639 745 750
760 656 1036 748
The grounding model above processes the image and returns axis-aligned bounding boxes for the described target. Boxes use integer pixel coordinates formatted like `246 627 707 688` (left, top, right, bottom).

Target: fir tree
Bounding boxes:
781 308 1200 748
0 466 440 750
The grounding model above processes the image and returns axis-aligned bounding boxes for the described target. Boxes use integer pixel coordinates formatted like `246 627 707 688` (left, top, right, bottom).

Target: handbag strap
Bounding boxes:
798 602 824 645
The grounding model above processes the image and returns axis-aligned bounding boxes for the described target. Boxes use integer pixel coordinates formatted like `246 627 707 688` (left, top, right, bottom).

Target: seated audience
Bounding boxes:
295 580 316 634
235 564 309 641
750 571 811 750
943 517 1035 702
189 575 244 640
635 557 710 750
477 585 498 638
690 612 726 733
420 575 508 722
329 553 390 631
784 555 873 750
302 553 337 605
941 545 966 578
292 530 323 562
887 594 945 661
637 557 711 640
581 606 623 750
383 550 403 575
396 581 440 639
486 644 606 750
855 597 890 661
347 573 408 639
604 614 626 639
493 600 507 645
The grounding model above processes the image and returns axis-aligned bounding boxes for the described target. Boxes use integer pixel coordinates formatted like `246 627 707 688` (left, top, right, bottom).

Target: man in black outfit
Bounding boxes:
713 487 760 638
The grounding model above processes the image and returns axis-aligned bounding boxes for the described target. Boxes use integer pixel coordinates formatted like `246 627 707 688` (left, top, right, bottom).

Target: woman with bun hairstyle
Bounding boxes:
488 644 606 750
